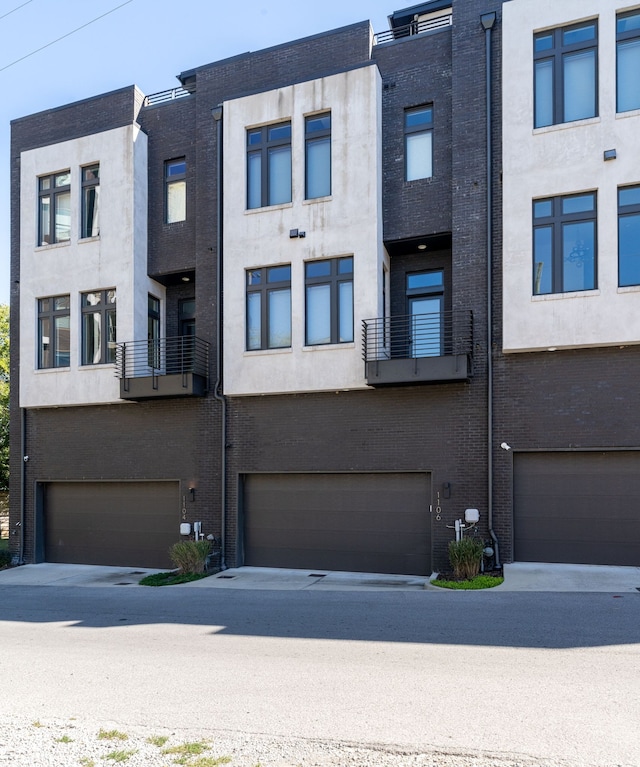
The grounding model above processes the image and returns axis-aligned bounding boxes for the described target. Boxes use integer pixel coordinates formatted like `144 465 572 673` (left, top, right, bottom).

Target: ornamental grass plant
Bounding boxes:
448 537 484 580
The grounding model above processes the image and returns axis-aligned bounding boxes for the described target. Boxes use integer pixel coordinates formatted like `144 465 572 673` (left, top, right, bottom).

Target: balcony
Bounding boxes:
116 336 209 400
362 310 472 386
373 9 452 46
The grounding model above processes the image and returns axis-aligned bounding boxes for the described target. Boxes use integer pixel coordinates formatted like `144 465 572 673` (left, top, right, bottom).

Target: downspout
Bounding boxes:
212 104 227 570
19 407 26 564
481 11 500 568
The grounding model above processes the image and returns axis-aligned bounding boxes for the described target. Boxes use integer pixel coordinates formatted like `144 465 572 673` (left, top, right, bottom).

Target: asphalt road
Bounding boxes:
1 585 639 766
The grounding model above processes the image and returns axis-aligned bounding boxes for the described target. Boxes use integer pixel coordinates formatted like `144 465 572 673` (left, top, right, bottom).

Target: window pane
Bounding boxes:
39 177 51 191
247 292 261 350
534 199 553 218
534 59 554 127
306 260 331 278
562 194 594 214
166 161 186 177
306 137 331 198
83 312 102 365
410 296 442 357
618 12 640 33
247 152 262 209
407 271 443 289
83 165 99 182
619 186 640 207
617 39 640 112
268 288 291 348
405 107 432 128
54 315 70 367
54 190 71 242
54 296 70 310
55 172 70 187
306 115 331 133
268 146 291 204
39 196 51 245
167 180 186 223
247 269 262 285
619 213 640 286
406 131 432 181
39 317 51 368
563 221 595 291
563 24 596 45
306 284 331 345
267 265 290 283
563 50 596 121
82 185 100 237
106 311 117 363
338 257 353 274
534 34 553 52
247 130 262 146
268 123 291 141
533 226 553 295
338 281 353 343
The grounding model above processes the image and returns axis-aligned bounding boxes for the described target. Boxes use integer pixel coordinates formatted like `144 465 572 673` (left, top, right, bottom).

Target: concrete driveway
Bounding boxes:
1 560 639 591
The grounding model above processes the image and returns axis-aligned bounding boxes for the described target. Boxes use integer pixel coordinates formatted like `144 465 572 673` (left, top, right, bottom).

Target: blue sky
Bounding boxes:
0 0 399 305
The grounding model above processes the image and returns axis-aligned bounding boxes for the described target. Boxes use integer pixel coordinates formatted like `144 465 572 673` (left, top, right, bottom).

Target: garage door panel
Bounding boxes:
514 452 640 566
244 473 430 575
45 482 179 568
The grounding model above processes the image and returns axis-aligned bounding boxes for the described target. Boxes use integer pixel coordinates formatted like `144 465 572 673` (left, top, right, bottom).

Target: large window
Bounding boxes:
81 164 100 238
533 193 597 295
81 289 116 365
165 159 186 223
406 270 443 357
404 106 433 181
38 171 71 246
246 265 291 350
305 257 353 345
617 10 640 113
534 21 597 128
305 113 331 199
247 122 292 209
37 295 70 369
619 185 640 287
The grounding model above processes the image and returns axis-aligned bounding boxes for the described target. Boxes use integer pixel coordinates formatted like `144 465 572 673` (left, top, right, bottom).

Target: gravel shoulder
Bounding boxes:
0 716 598 767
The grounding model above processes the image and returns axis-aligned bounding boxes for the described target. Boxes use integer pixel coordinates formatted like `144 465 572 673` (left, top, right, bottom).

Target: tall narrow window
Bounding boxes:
37 295 70 369
81 289 116 365
619 185 640 287
404 106 433 181
617 10 640 113
148 294 160 367
81 164 100 238
38 171 70 245
246 265 291 350
305 112 331 199
247 122 292 209
406 271 444 357
534 21 597 128
165 159 186 223
305 257 353 345
533 193 596 295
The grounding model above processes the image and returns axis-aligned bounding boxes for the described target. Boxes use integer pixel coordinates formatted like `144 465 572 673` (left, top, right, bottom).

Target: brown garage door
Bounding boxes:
514 452 640 566
243 472 431 575
44 481 179 568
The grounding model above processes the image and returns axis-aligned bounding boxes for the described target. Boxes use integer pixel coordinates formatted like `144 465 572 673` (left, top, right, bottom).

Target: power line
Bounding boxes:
0 1 33 22
0 0 134 73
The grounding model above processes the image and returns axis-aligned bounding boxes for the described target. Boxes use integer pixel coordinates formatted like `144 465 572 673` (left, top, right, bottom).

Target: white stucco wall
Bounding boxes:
222 64 384 396
19 123 164 408
502 0 640 353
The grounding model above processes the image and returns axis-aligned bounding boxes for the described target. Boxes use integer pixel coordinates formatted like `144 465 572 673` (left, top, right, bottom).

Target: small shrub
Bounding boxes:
98 729 128 741
139 571 210 587
55 734 74 743
448 537 484 580
0 549 11 568
103 750 137 762
169 540 211 574
146 735 169 747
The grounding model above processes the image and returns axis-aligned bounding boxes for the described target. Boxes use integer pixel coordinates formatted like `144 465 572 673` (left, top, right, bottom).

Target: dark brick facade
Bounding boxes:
10 5 512 573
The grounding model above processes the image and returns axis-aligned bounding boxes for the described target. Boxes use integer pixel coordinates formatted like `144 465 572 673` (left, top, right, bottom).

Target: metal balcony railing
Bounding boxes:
143 87 192 107
363 310 473 362
373 11 452 46
115 336 209 383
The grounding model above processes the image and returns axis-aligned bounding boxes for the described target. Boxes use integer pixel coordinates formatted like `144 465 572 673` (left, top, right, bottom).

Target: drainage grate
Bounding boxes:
216 575 236 579
130 571 146 575
115 582 134 586
309 574 327 578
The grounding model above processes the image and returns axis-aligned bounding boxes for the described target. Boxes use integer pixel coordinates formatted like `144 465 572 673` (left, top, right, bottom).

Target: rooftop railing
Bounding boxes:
143 87 192 107
373 10 452 46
